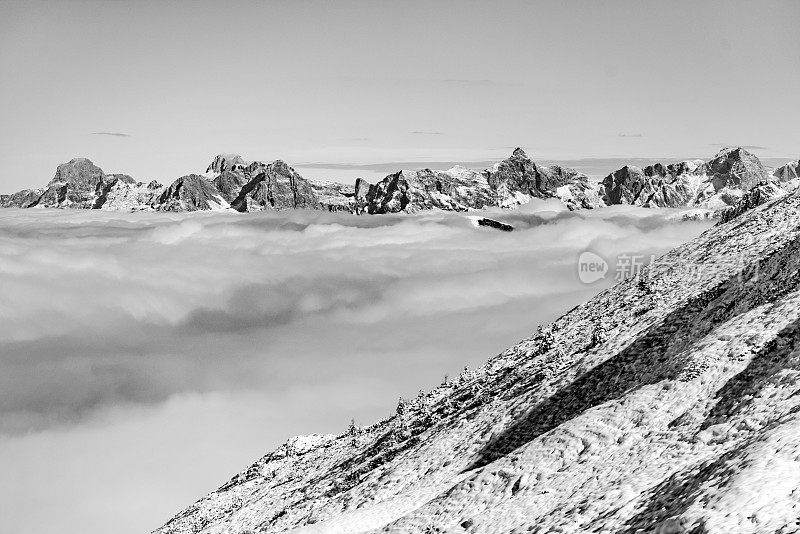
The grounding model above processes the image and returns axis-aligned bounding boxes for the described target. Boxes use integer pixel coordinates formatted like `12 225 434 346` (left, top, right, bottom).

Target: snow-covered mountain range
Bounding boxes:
3 148 799 219
152 166 800 533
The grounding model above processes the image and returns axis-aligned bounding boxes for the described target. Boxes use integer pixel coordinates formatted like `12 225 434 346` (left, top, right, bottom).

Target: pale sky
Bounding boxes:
1 0 798 192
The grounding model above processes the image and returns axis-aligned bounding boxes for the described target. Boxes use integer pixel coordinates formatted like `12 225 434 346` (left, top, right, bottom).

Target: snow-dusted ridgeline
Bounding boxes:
2 148 798 219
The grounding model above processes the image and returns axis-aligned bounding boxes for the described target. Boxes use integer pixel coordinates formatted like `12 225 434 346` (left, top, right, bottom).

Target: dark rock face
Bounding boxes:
362 171 412 214
207 154 247 174
485 149 603 209
158 174 226 211
477 217 513 231
0 147 777 216
486 148 572 199
601 151 773 210
718 181 788 223
773 160 800 182
602 166 646 205
42 158 107 208
358 167 493 214
703 147 767 192
601 165 697 208
244 161 266 175
38 183 68 207
106 174 136 185
0 189 43 208
353 178 372 214
92 175 161 210
231 161 320 212
358 150 603 214
213 171 246 202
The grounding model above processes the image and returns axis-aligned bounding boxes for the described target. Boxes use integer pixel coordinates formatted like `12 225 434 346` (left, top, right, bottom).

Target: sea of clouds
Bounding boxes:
0 203 714 534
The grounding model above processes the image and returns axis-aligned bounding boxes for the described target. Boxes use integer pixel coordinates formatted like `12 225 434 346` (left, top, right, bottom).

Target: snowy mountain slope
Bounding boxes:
153 180 800 532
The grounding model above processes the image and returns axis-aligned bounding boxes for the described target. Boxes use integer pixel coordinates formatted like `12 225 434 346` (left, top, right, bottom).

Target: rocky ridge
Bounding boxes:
153 169 800 534
2 148 797 219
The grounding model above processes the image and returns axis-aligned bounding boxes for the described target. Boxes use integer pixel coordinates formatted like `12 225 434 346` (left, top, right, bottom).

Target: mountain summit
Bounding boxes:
154 174 800 533
2 149 798 221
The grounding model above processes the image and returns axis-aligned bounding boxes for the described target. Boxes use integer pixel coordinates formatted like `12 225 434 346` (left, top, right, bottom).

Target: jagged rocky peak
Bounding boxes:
93 174 163 211
600 164 698 209
105 173 136 185
230 160 320 212
774 159 800 182
212 171 246 202
602 165 647 205
206 153 247 174
2 147 790 217
643 159 702 178
353 148 604 215
244 160 267 175
158 174 228 212
487 148 603 209
601 148 778 211
49 157 106 186
704 146 768 191
511 146 528 158
0 188 43 209
40 157 107 208
718 181 789 223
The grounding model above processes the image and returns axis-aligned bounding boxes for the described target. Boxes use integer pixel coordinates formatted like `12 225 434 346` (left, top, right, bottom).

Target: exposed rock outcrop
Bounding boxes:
487 148 573 199
212 171 246 203
774 159 800 182
0 188 44 208
230 161 320 212
476 217 513 231
0 147 783 218
158 174 228 212
309 180 356 212
601 163 704 208
39 158 107 208
206 154 246 174
600 148 775 212
94 176 162 211
358 167 492 214
718 181 789 223
356 149 605 214
703 146 768 191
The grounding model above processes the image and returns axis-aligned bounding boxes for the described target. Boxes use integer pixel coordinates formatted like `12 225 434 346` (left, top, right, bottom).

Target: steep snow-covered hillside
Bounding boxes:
153 171 800 532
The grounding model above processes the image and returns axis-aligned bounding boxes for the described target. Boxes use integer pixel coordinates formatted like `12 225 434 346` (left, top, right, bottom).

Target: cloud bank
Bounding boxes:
0 205 713 534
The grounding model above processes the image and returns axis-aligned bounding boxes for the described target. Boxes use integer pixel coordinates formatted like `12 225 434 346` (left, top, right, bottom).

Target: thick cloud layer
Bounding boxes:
0 205 713 533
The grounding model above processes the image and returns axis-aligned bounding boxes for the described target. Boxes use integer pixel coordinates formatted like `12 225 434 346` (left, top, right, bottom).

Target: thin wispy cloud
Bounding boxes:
710 143 768 150
90 132 131 138
436 78 518 88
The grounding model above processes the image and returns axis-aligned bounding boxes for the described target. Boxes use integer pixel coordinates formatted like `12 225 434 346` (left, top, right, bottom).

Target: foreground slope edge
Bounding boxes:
155 189 800 533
